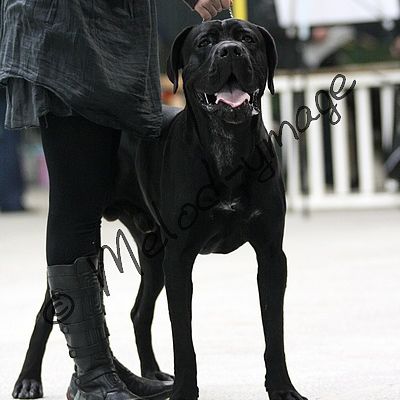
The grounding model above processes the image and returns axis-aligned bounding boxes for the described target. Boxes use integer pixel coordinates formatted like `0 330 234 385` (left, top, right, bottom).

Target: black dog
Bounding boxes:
14 19 307 400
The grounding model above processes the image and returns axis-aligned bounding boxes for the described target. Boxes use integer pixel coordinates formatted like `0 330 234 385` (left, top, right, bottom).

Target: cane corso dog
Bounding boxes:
13 19 308 400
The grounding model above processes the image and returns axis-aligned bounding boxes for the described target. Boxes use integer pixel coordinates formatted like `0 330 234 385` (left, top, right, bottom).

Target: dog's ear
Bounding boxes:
257 26 278 95
167 26 194 94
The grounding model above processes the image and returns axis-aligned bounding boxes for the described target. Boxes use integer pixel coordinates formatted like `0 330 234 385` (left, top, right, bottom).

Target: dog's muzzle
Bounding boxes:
195 42 261 119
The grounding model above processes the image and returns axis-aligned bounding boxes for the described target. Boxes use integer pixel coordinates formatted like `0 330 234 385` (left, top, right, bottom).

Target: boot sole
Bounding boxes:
66 377 172 400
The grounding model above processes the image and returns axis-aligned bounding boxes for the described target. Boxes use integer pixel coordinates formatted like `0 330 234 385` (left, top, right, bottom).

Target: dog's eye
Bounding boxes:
242 35 255 44
198 38 211 48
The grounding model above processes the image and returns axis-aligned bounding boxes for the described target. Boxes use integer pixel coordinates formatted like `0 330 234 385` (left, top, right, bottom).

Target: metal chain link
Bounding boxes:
228 1 234 18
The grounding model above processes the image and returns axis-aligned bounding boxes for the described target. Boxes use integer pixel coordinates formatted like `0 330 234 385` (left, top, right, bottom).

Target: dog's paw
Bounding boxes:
268 389 308 400
12 379 43 399
143 370 174 382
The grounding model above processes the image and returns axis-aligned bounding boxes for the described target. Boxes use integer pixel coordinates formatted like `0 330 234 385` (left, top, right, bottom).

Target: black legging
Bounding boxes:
40 113 121 265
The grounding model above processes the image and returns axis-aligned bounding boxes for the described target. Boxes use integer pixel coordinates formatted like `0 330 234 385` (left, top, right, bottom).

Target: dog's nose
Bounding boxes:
217 43 243 58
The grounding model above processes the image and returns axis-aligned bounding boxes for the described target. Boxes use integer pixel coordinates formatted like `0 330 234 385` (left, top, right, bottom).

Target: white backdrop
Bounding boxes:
276 0 400 27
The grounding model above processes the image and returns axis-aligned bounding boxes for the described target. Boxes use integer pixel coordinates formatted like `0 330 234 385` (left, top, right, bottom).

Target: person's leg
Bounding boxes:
40 113 137 400
13 113 172 400
41 113 120 265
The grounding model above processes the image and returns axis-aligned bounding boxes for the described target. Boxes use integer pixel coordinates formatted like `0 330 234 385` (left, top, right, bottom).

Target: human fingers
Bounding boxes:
194 0 219 20
194 4 212 20
211 0 223 12
221 0 232 10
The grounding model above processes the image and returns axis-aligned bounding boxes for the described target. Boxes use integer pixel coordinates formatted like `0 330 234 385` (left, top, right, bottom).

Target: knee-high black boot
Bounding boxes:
47 252 138 400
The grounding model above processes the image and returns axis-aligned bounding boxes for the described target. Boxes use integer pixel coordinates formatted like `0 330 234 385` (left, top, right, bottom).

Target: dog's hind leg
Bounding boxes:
12 285 54 399
131 244 173 382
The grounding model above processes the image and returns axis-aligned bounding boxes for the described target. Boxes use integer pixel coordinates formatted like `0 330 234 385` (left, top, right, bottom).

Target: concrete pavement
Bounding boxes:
0 188 399 400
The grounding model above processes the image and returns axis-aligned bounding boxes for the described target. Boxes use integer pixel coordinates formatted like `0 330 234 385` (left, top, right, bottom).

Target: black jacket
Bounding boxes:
0 0 197 138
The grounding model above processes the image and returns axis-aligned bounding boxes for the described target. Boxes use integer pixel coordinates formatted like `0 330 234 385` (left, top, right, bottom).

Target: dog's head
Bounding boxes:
167 19 277 125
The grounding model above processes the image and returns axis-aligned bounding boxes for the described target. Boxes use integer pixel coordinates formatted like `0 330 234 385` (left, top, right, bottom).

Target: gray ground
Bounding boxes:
0 188 399 400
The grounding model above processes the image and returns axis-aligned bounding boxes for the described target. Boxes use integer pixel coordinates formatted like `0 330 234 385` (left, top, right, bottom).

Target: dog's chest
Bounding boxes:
210 196 262 221
198 196 262 254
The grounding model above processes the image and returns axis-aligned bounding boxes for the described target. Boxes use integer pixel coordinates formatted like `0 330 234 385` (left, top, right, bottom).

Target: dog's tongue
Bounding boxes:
216 88 250 108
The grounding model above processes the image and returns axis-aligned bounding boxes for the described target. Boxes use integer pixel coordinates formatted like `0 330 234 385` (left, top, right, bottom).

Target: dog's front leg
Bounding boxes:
163 249 198 400
251 233 307 400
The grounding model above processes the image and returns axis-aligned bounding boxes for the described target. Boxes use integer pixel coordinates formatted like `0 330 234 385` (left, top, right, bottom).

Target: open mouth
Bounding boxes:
197 75 259 110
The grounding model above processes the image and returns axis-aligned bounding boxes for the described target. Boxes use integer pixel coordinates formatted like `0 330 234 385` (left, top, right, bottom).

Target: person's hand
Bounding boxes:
194 0 231 21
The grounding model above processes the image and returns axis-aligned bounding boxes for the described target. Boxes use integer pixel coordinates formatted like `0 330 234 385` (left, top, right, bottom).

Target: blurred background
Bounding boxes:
1 1 400 400
2 0 400 211
158 0 400 210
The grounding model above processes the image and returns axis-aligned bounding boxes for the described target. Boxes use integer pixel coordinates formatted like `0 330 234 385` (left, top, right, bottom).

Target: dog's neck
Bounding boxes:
207 119 252 177
188 105 261 188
